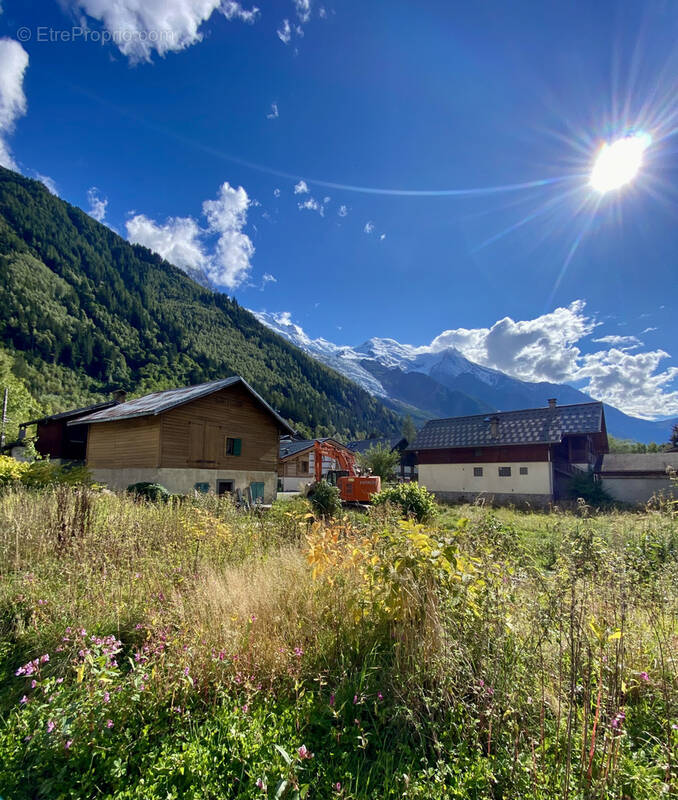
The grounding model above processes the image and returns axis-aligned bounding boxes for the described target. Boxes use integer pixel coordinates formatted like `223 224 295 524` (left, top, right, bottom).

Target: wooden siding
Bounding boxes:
87 417 161 468
280 451 312 478
159 383 279 472
416 444 551 464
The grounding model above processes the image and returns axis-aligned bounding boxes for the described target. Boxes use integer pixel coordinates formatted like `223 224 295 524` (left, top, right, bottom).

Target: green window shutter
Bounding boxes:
233 438 242 456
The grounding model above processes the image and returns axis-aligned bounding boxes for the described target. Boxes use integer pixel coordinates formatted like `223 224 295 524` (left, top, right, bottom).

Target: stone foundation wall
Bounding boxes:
90 467 278 503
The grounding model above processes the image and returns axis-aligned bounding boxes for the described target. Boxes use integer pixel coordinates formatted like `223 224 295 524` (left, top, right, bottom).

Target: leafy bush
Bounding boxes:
0 454 29 486
356 443 400 481
372 482 438 522
307 479 341 519
126 482 171 502
0 455 90 489
567 471 613 507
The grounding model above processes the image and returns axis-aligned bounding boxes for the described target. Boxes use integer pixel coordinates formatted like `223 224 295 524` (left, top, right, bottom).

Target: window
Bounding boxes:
217 480 234 496
498 466 511 477
473 467 483 477
226 437 242 456
520 466 528 475
300 460 309 474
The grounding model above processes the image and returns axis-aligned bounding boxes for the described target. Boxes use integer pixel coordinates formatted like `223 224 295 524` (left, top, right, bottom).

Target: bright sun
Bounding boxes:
590 132 651 194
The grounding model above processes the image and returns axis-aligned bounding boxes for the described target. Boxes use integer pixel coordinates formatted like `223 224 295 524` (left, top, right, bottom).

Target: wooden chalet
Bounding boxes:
19 391 127 462
408 399 608 506
71 377 294 502
278 437 353 492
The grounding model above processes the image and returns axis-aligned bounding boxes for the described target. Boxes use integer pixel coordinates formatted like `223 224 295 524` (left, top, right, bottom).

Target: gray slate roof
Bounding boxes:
598 453 678 474
345 436 407 454
279 437 348 460
409 402 604 451
23 400 117 427
70 377 295 434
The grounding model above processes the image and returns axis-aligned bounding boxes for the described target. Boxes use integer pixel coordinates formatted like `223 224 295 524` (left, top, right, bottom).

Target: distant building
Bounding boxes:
345 436 417 480
17 391 127 462
278 437 353 492
597 453 678 505
408 400 609 507
70 377 293 502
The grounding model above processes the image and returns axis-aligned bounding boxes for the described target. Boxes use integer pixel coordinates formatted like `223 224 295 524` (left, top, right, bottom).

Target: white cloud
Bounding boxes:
293 179 309 194
202 181 255 287
273 188 281 197
379 233 386 241
65 0 259 63
0 38 28 171
592 334 641 348
87 186 108 222
266 102 279 119
36 173 59 195
126 180 254 289
642 326 658 334
277 18 292 43
426 300 678 418
429 301 597 384
298 196 323 215
127 213 209 275
579 349 678 419
259 272 276 290
337 204 348 217
323 196 330 204
363 221 375 234
294 0 311 23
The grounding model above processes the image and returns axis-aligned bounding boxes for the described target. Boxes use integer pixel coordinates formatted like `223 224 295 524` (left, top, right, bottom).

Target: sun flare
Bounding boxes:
589 132 651 194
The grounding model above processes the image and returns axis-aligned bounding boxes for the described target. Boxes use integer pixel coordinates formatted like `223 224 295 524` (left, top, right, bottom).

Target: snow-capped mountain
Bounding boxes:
252 311 677 444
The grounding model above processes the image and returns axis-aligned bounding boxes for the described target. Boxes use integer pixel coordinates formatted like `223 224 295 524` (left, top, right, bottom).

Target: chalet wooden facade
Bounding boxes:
409 400 608 507
19 392 126 462
72 378 294 502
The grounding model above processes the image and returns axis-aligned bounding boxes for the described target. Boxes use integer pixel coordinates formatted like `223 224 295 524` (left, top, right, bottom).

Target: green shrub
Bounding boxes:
357 443 400 481
0 455 29 486
307 479 341 519
567 471 612 507
372 482 437 522
126 482 171 502
0 455 90 489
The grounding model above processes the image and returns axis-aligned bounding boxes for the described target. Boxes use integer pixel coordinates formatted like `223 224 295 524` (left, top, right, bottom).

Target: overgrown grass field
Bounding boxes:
0 487 676 798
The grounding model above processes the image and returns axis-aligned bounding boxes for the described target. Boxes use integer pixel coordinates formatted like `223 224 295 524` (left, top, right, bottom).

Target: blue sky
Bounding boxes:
0 0 677 419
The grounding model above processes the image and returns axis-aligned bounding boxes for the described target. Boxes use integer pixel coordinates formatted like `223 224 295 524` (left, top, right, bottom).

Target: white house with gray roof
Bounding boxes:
408 400 609 507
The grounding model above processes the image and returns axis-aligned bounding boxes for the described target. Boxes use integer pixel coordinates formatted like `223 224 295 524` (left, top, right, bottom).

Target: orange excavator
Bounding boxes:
312 440 381 503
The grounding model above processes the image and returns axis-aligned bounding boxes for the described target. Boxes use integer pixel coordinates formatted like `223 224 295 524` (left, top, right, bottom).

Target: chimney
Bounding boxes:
112 389 127 405
490 415 500 438
548 398 557 409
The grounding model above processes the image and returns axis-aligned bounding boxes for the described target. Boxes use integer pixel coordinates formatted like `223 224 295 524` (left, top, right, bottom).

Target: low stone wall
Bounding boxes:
90 467 278 503
431 490 554 509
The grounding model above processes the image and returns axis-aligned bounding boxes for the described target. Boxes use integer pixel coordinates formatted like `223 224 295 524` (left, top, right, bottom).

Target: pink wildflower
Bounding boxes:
640 672 650 682
31 680 37 689
103 692 110 703
256 778 266 791
47 720 56 733
335 783 342 793
293 647 303 658
65 740 73 750
20 695 28 705
329 693 335 707
106 719 114 729
242 704 249 713
297 744 313 760
377 692 383 701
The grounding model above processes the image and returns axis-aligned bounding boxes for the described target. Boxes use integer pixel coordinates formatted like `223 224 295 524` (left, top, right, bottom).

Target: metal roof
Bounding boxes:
408 402 605 451
598 453 678 474
279 437 348 460
345 436 407 454
22 400 117 427
69 377 295 433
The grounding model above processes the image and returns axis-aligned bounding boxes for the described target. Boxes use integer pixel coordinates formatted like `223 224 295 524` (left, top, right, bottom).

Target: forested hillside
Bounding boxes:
0 167 401 439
